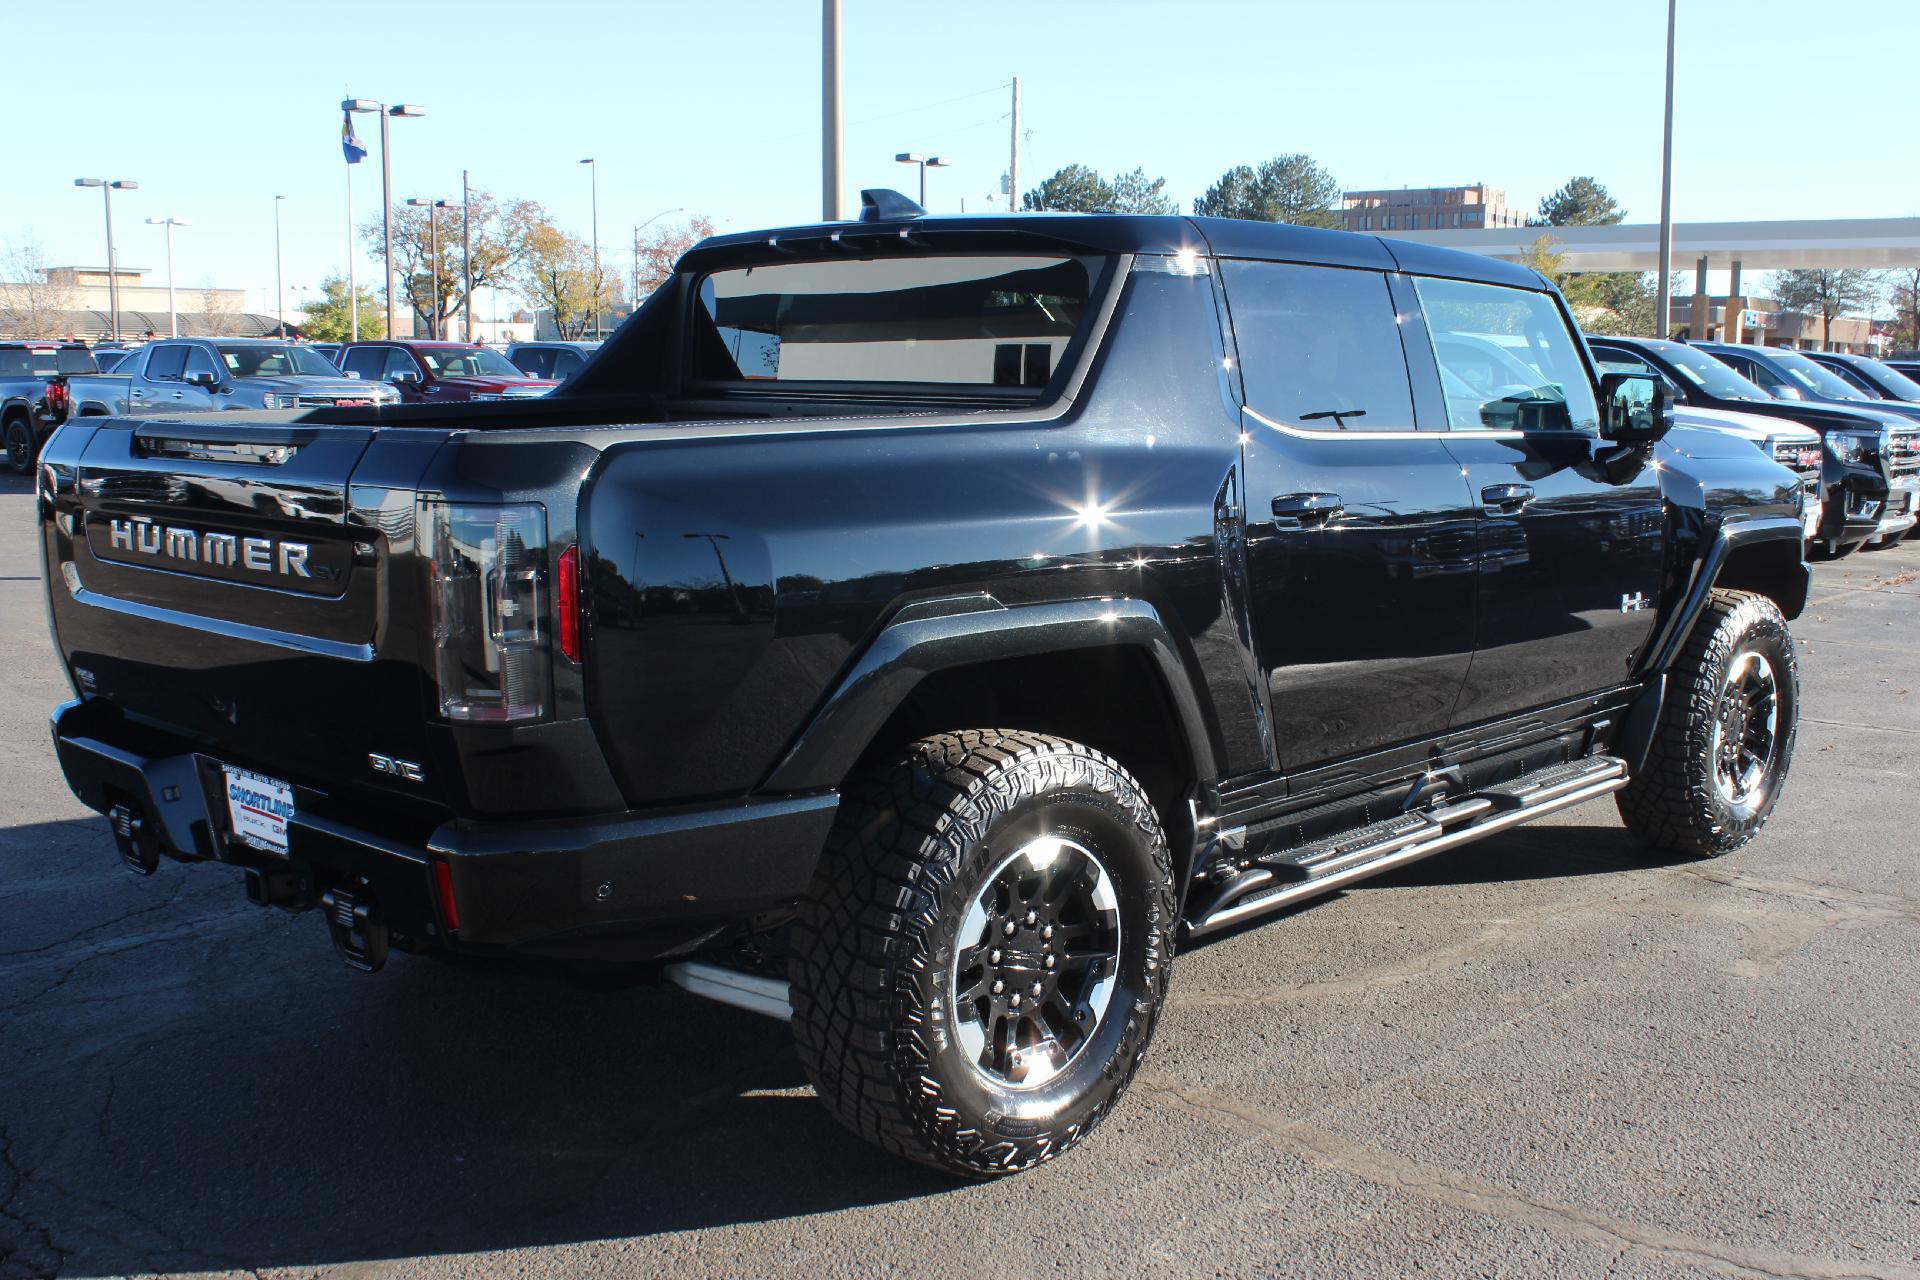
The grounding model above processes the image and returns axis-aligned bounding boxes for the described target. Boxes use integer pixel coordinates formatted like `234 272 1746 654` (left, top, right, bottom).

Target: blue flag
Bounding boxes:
341 110 368 164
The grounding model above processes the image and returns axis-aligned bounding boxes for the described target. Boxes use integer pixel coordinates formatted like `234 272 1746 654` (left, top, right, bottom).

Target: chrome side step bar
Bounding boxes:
1187 756 1628 939
663 961 793 1021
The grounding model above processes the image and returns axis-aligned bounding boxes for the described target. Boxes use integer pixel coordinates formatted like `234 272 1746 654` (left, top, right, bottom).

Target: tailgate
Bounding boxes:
43 417 448 795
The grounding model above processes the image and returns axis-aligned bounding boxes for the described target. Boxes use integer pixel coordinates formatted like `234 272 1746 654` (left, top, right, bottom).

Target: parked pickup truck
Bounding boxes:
48 338 400 424
1589 336 1914 556
2 341 96 473
336 340 557 403
40 193 1811 1177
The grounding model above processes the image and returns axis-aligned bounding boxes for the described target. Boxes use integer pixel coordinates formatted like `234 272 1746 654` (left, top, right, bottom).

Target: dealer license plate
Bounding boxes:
223 766 293 854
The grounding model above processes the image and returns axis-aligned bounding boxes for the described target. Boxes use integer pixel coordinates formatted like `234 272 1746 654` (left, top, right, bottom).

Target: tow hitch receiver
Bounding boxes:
321 886 389 973
109 803 159 876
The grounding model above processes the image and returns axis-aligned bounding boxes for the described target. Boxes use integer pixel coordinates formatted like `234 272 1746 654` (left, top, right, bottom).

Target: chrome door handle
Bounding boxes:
1480 483 1534 513
1272 492 1344 527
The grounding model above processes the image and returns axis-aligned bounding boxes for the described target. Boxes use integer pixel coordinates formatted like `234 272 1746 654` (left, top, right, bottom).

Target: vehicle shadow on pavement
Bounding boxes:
0 819 956 1276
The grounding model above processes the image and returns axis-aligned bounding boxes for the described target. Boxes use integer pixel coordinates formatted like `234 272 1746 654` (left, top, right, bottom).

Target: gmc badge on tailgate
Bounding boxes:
368 753 426 783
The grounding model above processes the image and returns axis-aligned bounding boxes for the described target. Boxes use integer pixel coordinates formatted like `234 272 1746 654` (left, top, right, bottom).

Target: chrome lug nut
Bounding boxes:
1024 910 1037 926
1003 920 1017 937
990 949 1002 964
1010 993 1022 1008
1042 924 1054 940
992 979 1005 995
1030 981 1043 997
1043 954 1055 969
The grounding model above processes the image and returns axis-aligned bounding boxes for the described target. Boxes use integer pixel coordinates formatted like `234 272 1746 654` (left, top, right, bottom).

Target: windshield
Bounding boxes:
694 254 1095 388
1656 343 1771 401
216 344 342 378
418 346 524 378
1770 349 1875 401
1849 357 1920 402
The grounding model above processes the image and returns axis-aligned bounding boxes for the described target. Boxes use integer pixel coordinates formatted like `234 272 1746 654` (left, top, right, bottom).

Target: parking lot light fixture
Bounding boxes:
373 103 426 337
274 196 287 339
144 216 189 337
75 178 138 340
580 159 601 340
893 153 948 207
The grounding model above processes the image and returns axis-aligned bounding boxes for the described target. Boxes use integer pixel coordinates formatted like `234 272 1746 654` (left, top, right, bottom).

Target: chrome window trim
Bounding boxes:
1243 405 1526 442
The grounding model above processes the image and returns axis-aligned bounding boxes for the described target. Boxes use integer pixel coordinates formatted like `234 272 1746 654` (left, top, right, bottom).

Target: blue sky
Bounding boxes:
7 0 1916 315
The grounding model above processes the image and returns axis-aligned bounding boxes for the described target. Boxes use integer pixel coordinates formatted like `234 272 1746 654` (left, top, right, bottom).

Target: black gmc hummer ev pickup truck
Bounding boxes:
39 192 1809 1177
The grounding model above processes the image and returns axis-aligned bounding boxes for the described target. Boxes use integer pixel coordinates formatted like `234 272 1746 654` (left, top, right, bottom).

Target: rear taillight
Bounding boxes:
555 543 581 663
45 381 69 417
424 501 549 722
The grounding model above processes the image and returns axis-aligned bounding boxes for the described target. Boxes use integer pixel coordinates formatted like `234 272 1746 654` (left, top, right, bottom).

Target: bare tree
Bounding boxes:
1768 268 1877 350
191 280 243 336
0 234 78 339
363 191 541 338
634 215 716 302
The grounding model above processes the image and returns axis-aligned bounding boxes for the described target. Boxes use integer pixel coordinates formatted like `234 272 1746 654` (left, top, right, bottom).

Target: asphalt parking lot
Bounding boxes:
2 469 1917 1280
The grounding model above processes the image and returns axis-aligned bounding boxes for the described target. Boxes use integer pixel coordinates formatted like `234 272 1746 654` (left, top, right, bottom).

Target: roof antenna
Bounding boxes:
859 189 927 222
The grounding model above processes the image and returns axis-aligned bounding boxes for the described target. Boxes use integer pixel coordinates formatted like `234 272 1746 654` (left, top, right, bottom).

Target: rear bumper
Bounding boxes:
50 698 838 960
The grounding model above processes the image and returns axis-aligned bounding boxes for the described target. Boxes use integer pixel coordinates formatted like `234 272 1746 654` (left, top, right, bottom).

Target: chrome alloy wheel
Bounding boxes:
1711 650 1779 820
950 836 1122 1090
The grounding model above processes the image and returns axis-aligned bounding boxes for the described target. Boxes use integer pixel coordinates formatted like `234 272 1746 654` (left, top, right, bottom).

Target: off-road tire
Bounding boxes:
3 416 33 475
790 730 1175 1177
1617 589 1798 857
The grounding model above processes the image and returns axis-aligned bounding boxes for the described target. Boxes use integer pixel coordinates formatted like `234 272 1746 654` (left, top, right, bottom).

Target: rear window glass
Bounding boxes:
0 350 34 378
692 255 1094 388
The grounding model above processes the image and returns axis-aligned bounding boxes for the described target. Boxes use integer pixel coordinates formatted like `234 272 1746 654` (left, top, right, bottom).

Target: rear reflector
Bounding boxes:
432 860 461 931
556 543 581 663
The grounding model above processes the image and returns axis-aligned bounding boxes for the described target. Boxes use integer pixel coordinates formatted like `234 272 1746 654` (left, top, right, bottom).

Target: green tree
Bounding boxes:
1769 268 1878 350
1192 154 1341 228
297 275 383 343
1108 168 1177 215
1023 164 1177 214
1023 164 1113 212
1535 176 1624 227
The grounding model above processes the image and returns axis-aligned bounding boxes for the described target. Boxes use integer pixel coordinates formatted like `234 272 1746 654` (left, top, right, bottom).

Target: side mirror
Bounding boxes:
1599 370 1672 446
1773 383 1805 401
391 368 421 385
185 370 219 390
343 370 362 380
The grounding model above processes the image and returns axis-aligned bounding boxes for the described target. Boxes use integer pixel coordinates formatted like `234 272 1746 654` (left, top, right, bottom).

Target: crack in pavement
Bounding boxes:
1134 1079 1920 1280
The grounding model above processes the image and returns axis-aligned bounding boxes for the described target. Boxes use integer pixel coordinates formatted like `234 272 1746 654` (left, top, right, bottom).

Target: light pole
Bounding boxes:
580 158 601 339
406 198 447 340
631 206 684 308
1655 0 1677 339
893 153 950 207
341 99 387 339
461 169 473 342
273 195 286 338
823 0 843 220
348 101 426 337
144 217 188 338
74 178 137 341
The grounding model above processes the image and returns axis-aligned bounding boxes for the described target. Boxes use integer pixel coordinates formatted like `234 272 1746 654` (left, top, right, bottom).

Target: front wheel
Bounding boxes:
1617 590 1798 857
790 730 1175 1177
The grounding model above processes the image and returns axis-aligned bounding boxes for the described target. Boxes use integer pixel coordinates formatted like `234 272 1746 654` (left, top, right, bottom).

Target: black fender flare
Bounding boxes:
762 594 1219 794
1618 514 1806 774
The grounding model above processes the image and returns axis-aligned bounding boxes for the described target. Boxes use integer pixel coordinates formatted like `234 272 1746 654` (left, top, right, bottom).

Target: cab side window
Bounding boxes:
1221 261 1415 432
383 349 422 381
553 349 584 380
514 348 555 378
1414 276 1599 433
1721 352 1787 395
145 345 188 382
341 347 385 381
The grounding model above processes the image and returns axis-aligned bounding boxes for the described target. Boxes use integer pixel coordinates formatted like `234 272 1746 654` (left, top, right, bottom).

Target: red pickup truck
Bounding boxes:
335 340 557 403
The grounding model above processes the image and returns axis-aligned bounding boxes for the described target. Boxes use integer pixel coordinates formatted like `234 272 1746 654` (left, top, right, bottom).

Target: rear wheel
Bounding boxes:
3 417 34 475
1617 590 1798 857
790 730 1175 1176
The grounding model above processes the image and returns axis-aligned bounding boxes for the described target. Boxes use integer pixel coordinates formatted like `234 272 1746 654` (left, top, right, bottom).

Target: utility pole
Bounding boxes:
1655 0 1677 339
462 169 473 342
145 217 187 337
406 198 447 338
581 158 601 339
823 0 843 220
274 195 286 338
1009 76 1020 213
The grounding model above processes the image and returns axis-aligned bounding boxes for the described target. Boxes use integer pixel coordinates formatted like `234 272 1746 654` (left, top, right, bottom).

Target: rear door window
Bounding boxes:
692 254 1095 389
341 347 385 380
145 345 189 382
1413 277 1599 433
1220 261 1416 431
513 348 555 378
